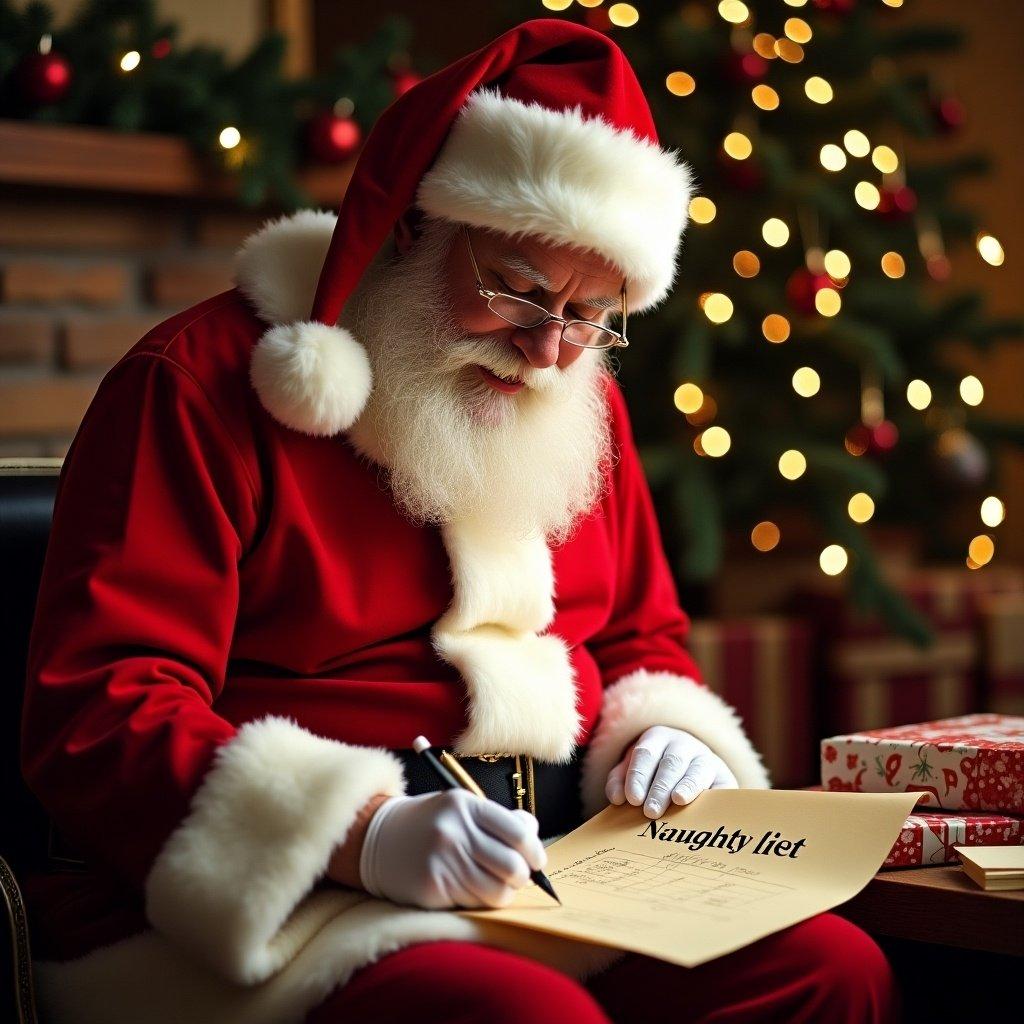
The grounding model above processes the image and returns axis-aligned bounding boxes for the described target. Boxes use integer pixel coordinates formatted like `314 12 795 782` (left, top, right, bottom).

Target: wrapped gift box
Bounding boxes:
981 593 1024 717
688 616 814 788
821 713 1024 813
883 810 1024 869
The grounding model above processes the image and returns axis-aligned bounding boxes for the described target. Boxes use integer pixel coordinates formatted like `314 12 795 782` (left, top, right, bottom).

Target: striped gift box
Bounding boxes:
981 592 1024 717
688 616 814 788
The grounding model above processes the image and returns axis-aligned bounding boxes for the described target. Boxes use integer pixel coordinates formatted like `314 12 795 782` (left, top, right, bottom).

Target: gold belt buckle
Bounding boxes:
474 752 536 816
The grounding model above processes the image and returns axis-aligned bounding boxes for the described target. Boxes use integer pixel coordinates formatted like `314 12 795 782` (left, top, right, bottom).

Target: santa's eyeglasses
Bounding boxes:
461 225 629 350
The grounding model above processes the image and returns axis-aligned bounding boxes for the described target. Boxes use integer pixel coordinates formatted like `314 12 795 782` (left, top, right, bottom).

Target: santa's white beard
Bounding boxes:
342 217 615 544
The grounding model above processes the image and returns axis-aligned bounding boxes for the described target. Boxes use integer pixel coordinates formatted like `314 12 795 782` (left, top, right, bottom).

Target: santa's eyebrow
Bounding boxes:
494 252 622 310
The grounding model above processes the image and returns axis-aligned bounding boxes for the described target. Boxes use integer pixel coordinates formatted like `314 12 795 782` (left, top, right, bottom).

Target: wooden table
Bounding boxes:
836 864 1024 957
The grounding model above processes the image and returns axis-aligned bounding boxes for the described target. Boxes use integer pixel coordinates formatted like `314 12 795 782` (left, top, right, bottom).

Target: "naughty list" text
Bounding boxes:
637 821 807 858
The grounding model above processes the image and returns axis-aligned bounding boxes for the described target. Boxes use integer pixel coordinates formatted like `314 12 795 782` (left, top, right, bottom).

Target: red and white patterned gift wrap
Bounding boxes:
883 810 1023 868
821 713 1024 814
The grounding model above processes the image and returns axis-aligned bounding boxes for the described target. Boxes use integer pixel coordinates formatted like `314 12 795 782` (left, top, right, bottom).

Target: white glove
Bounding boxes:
605 725 739 818
358 789 548 909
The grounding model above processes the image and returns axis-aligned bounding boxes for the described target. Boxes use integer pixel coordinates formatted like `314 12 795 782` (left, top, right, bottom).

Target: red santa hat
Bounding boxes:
245 18 694 437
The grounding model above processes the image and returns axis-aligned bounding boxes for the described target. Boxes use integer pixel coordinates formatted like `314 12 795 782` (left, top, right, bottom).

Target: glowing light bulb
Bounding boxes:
848 493 875 523
843 130 870 157
855 181 881 210
784 17 812 43
762 314 791 343
881 251 905 278
700 425 732 457
219 126 241 149
752 85 780 110
977 233 1005 266
689 196 717 224
960 375 984 406
779 449 807 480
906 379 932 410
120 50 141 72
969 534 994 566
703 293 734 324
981 496 1005 528
804 77 833 104
820 144 847 171
674 383 704 414
823 249 851 279
608 3 639 26
541 0 572 9
666 71 696 96
724 132 753 159
733 250 761 277
815 287 841 316
820 544 848 576
753 34 777 59
774 39 804 63
717 1 750 25
751 521 780 551
792 367 820 397
871 145 899 174
762 217 790 247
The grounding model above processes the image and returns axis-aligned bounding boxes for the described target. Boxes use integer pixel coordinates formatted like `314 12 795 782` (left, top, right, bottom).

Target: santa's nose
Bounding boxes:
510 321 562 369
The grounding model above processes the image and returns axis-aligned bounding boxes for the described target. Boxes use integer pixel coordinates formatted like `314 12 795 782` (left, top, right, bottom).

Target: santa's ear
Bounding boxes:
394 205 425 255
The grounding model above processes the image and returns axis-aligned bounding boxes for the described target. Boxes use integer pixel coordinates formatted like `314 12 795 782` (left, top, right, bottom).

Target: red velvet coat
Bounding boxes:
20 212 769 1024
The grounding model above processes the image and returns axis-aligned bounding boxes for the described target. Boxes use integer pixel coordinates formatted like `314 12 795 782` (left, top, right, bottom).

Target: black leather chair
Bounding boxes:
2 457 63 1024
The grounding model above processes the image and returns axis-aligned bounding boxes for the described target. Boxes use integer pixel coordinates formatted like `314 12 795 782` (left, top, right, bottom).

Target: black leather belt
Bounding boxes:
391 746 584 841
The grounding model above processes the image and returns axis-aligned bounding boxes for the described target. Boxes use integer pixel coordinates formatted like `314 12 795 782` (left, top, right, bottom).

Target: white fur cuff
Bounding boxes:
144 716 406 985
580 670 771 818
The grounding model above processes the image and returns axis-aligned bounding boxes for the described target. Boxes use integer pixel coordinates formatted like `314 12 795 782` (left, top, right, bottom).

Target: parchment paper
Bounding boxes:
459 788 920 967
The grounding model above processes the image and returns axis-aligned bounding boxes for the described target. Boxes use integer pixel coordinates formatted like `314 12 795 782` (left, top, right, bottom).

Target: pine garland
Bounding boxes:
0 0 414 208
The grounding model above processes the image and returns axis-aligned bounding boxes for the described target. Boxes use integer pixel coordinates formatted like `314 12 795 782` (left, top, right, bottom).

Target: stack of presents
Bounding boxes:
691 565 1024 869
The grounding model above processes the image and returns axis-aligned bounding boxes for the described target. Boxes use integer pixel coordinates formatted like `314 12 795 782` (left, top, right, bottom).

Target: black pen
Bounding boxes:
412 735 560 905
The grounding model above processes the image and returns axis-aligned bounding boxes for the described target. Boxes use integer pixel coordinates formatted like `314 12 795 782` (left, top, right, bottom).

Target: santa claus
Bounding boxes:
20 18 898 1024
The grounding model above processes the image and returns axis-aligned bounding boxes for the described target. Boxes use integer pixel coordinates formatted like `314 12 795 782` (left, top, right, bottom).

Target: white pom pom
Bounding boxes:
249 321 372 437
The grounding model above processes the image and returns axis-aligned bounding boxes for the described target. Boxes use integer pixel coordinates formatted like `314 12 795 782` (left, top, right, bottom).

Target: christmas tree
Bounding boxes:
507 0 1021 644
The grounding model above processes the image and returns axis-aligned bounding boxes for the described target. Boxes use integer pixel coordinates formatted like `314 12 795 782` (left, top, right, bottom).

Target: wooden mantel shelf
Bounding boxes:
0 119 356 206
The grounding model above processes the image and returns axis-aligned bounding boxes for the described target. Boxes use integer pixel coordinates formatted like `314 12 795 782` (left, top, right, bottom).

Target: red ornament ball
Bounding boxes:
786 268 832 316
931 95 966 134
721 51 768 87
867 420 899 458
875 185 918 220
305 111 361 164
17 49 73 105
152 38 172 60
391 70 422 98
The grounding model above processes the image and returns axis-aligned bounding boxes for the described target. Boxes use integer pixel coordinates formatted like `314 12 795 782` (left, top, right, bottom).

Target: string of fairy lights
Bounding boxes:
541 0 1008 577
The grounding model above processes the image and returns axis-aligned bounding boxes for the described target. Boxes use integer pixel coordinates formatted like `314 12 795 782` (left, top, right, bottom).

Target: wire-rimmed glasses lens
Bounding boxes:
486 294 623 350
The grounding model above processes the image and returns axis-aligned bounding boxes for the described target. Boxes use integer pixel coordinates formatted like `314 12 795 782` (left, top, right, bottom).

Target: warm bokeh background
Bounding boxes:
2 1 1022 789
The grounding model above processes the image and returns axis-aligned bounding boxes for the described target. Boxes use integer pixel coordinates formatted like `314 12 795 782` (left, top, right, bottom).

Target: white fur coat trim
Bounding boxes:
417 87 694 314
144 716 407 985
579 669 772 819
34 894 623 1024
432 518 581 762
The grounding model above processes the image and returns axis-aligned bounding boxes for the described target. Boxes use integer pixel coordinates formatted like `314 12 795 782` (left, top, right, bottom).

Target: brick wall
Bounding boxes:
0 188 268 457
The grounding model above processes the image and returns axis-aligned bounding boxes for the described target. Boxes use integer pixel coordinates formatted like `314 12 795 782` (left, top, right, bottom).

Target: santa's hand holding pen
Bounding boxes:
605 725 739 819
354 789 548 910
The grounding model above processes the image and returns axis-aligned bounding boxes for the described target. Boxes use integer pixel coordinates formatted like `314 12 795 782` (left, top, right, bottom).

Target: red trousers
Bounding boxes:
305 912 899 1024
